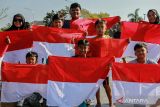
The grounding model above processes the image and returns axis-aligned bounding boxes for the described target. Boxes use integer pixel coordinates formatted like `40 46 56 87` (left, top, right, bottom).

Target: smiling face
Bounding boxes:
96 22 107 36
13 16 23 28
69 7 81 20
147 11 157 24
135 47 147 60
52 19 63 28
26 56 37 64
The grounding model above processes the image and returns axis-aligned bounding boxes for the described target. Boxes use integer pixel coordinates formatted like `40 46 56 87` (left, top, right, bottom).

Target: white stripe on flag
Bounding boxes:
47 79 104 107
3 42 75 64
116 41 160 62
112 80 160 104
1 82 47 102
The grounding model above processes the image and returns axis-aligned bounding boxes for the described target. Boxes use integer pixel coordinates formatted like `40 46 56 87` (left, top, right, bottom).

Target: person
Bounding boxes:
73 39 90 107
17 52 46 107
129 43 157 64
6 13 30 31
147 9 160 24
50 13 64 28
93 19 112 107
63 2 81 28
128 43 157 107
26 51 38 64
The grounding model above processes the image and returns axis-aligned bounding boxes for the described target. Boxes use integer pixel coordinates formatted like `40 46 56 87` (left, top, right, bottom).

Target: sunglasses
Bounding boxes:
14 19 23 22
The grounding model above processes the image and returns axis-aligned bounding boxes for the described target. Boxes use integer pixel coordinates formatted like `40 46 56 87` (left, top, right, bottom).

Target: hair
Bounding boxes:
77 39 89 46
95 19 107 27
6 13 30 31
26 51 38 60
70 2 81 10
134 43 147 51
147 9 159 24
52 14 64 22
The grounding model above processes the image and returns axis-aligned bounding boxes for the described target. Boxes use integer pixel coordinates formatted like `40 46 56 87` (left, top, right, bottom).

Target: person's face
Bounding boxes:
96 23 107 36
26 56 37 64
69 7 81 20
78 45 89 57
52 19 63 28
135 47 147 60
148 11 157 23
13 16 23 28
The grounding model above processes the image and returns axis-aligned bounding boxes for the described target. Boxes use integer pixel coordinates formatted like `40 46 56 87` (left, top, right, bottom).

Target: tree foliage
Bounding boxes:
128 8 143 22
0 8 8 20
43 6 109 26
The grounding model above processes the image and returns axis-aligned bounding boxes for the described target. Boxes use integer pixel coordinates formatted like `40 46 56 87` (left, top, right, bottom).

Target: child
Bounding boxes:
51 13 64 28
128 43 157 107
94 19 112 107
75 39 90 58
129 43 157 64
26 51 38 64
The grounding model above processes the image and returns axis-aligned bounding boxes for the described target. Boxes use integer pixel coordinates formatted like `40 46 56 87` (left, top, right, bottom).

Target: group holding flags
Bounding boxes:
1 2 160 107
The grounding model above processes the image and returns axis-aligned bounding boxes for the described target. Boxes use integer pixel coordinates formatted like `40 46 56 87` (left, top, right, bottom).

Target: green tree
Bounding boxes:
43 8 68 26
0 8 8 20
43 6 109 26
128 8 143 22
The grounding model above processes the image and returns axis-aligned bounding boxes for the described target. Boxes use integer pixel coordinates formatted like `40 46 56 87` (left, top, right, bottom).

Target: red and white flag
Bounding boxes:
1 56 114 106
121 21 160 44
71 16 120 35
46 56 114 107
1 62 48 102
112 62 160 104
3 27 84 64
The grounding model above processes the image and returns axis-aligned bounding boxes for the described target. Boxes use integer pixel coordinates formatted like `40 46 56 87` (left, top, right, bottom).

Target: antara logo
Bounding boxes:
116 97 124 104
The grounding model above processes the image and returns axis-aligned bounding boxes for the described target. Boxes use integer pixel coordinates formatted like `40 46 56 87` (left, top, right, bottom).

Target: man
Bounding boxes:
63 2 81 28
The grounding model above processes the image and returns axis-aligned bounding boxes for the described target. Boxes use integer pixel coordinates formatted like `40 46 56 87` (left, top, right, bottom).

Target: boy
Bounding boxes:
51 14 64 28
26 51 38 64
63 2 81 28
129 43 157 107
74 39 90 107
75 39 90 58
129 43 157 64
93 19 112 107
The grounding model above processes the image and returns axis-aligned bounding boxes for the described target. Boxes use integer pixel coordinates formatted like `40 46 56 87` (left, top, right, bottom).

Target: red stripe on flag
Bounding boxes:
121 21 160 44
112 62 160 83
33 26 84 43
48 56 114 83
2 62 48 83
89 38 128 57
71 16 120 35
0 30 33 51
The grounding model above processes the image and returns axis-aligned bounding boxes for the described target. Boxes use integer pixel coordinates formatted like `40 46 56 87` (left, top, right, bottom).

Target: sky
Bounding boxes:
0 0 160 28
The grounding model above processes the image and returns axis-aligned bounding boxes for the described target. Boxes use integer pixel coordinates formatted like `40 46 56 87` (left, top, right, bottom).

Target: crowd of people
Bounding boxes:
0 2 160 107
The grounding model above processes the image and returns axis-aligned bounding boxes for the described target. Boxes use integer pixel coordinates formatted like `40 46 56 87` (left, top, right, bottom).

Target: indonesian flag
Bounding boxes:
3 27 84 64
1 62 48 102
46 56 114 107
1 56 114 106
121 21 160 44
112 62 160 104
117 41 160 62
89 38 129 57
70 16 120 35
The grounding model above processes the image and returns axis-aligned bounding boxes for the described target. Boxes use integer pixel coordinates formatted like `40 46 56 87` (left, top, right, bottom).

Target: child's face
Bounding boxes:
78 45 89 57
135 47 147 60
70 7 81 20
26 56 37 64
148 11 157 23
96 23 106 36
52 19 63 28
